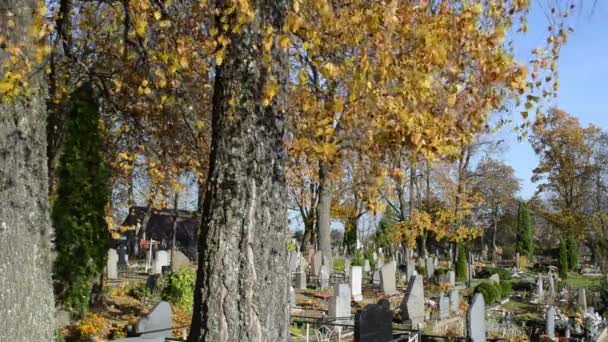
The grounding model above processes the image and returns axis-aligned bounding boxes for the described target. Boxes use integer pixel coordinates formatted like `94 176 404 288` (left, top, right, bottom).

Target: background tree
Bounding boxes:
472 159 520 260
516 202 534 259
52 84 109 315
0 0 55 339
566 237 579 270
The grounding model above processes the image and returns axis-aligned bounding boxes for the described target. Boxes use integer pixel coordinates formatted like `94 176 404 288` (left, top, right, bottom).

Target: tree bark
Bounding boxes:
171 192 179 272
0 1 55 340
316 160 332 258
189 0 290 340
491 208 498 262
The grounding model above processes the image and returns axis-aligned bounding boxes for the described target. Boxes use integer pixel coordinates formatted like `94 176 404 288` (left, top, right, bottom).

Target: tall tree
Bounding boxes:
530 109 598 239
52 84 109 315
516 202 534 259
0 0 55 339
472 159 520 261
189 0 290 340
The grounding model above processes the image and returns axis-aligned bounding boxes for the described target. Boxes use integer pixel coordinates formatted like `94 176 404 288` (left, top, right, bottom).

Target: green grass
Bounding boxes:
561 272 603 290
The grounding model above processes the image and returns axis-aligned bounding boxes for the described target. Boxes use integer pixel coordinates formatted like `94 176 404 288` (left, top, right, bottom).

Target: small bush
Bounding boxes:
477 267 512 281
475 281 501 304
499 280 512 298
333 258 345 272
128 283 151 300
160 266 196 311
352 251 364 266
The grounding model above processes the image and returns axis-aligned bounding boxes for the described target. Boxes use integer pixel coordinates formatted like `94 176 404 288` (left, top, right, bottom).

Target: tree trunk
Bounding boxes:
171 193 179 272
491 209 498 262
0 1 55 339
301 213 315 253
317 160 332 258
189 0 290 340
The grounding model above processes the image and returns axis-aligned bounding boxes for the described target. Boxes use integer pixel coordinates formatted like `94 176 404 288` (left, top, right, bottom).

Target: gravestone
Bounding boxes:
489 274 500 284
363 259 371 273
135 301 172 338
289 252 299 272
425 257 434 279
515 252 520 269
439 293 450 320
578 288 587 311
319 265 330 289
448 271 455 286
351 265 363 301
401 275 425 328
329 284 351 321
355 299 393 342
344 259 351 277
372 270 381 286
171 250 190 271
372 252 378 261
546 306 556 339
381 261 397 295
433 256 438 269
467 293 486 342
405 258 416 281
375 255 384 270
449 288 460 312
117 243 128 271
295 267 307 290
548 272 555 297
153 251 170 274
290 286 296 307
107 249 118 279
537 277 544 301
312 251 323 276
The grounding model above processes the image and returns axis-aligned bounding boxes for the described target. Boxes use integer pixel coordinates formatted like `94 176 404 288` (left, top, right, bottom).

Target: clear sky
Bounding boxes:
502 1 608 200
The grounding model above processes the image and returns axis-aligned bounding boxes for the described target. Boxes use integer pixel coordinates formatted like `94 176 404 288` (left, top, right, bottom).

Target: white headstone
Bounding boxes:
467 293 486 342
546 306 556 340
107 249 119 279
449 288 460 312
351 265 363 301
153 251 170 274
319 265 330 289
329 284 351 321
312 251 323 276
439 293 450 320
363 259 371 273
381 261 397 295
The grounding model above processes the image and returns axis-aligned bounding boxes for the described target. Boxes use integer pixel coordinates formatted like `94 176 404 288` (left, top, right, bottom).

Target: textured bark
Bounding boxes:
0 1 56 340
316 161 332 258
189 1 290 341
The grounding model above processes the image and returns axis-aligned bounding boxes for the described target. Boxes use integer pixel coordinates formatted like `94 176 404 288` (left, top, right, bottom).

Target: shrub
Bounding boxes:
333 258 345 272
567 238 579 270
288 240 296 252
351 251 364 266
499 280 512 298
128 283 151 300
477 267 512 281
474 281 501 304
161 266 196 311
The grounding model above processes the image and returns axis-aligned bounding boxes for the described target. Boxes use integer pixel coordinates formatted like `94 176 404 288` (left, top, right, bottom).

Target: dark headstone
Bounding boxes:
355 299 393 342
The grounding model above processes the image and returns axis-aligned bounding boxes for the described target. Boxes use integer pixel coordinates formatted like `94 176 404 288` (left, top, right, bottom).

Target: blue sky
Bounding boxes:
502 1 608 199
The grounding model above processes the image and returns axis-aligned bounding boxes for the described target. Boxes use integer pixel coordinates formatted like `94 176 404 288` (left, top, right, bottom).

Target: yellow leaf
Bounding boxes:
447 93 456 106
279 35 290 49
154 10 162 20
179 56 189 69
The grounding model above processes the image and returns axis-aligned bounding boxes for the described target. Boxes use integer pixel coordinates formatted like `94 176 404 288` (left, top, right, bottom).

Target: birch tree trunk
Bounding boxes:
189 0 290 340
0 0 55 340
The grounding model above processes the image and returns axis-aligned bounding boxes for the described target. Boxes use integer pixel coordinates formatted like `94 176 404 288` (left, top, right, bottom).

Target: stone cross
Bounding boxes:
380 261 397 295
546 306 556 340
401 275 425 328
467 293 486 342
351 265 363 301
107 248 118 279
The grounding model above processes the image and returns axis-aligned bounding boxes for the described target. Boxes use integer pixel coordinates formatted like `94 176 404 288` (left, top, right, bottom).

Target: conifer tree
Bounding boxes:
516 202 534 258
456 244 468 281
52 84 109 315
567 238 579 271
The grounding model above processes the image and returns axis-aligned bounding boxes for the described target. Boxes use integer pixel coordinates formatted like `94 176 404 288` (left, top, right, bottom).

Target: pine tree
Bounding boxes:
559 239 569 279
567 238 579 271
516 202 534 258
52 84 109 315
456 244 468 281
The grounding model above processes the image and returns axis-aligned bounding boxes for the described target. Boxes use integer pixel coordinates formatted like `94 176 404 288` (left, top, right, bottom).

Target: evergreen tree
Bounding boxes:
567 238 579 271
52 84 109 315
559 239 569 279
456 244 468 281
515 202 534 258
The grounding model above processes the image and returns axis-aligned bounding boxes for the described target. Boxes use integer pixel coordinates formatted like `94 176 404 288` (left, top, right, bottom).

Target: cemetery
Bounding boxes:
3 1 608 342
